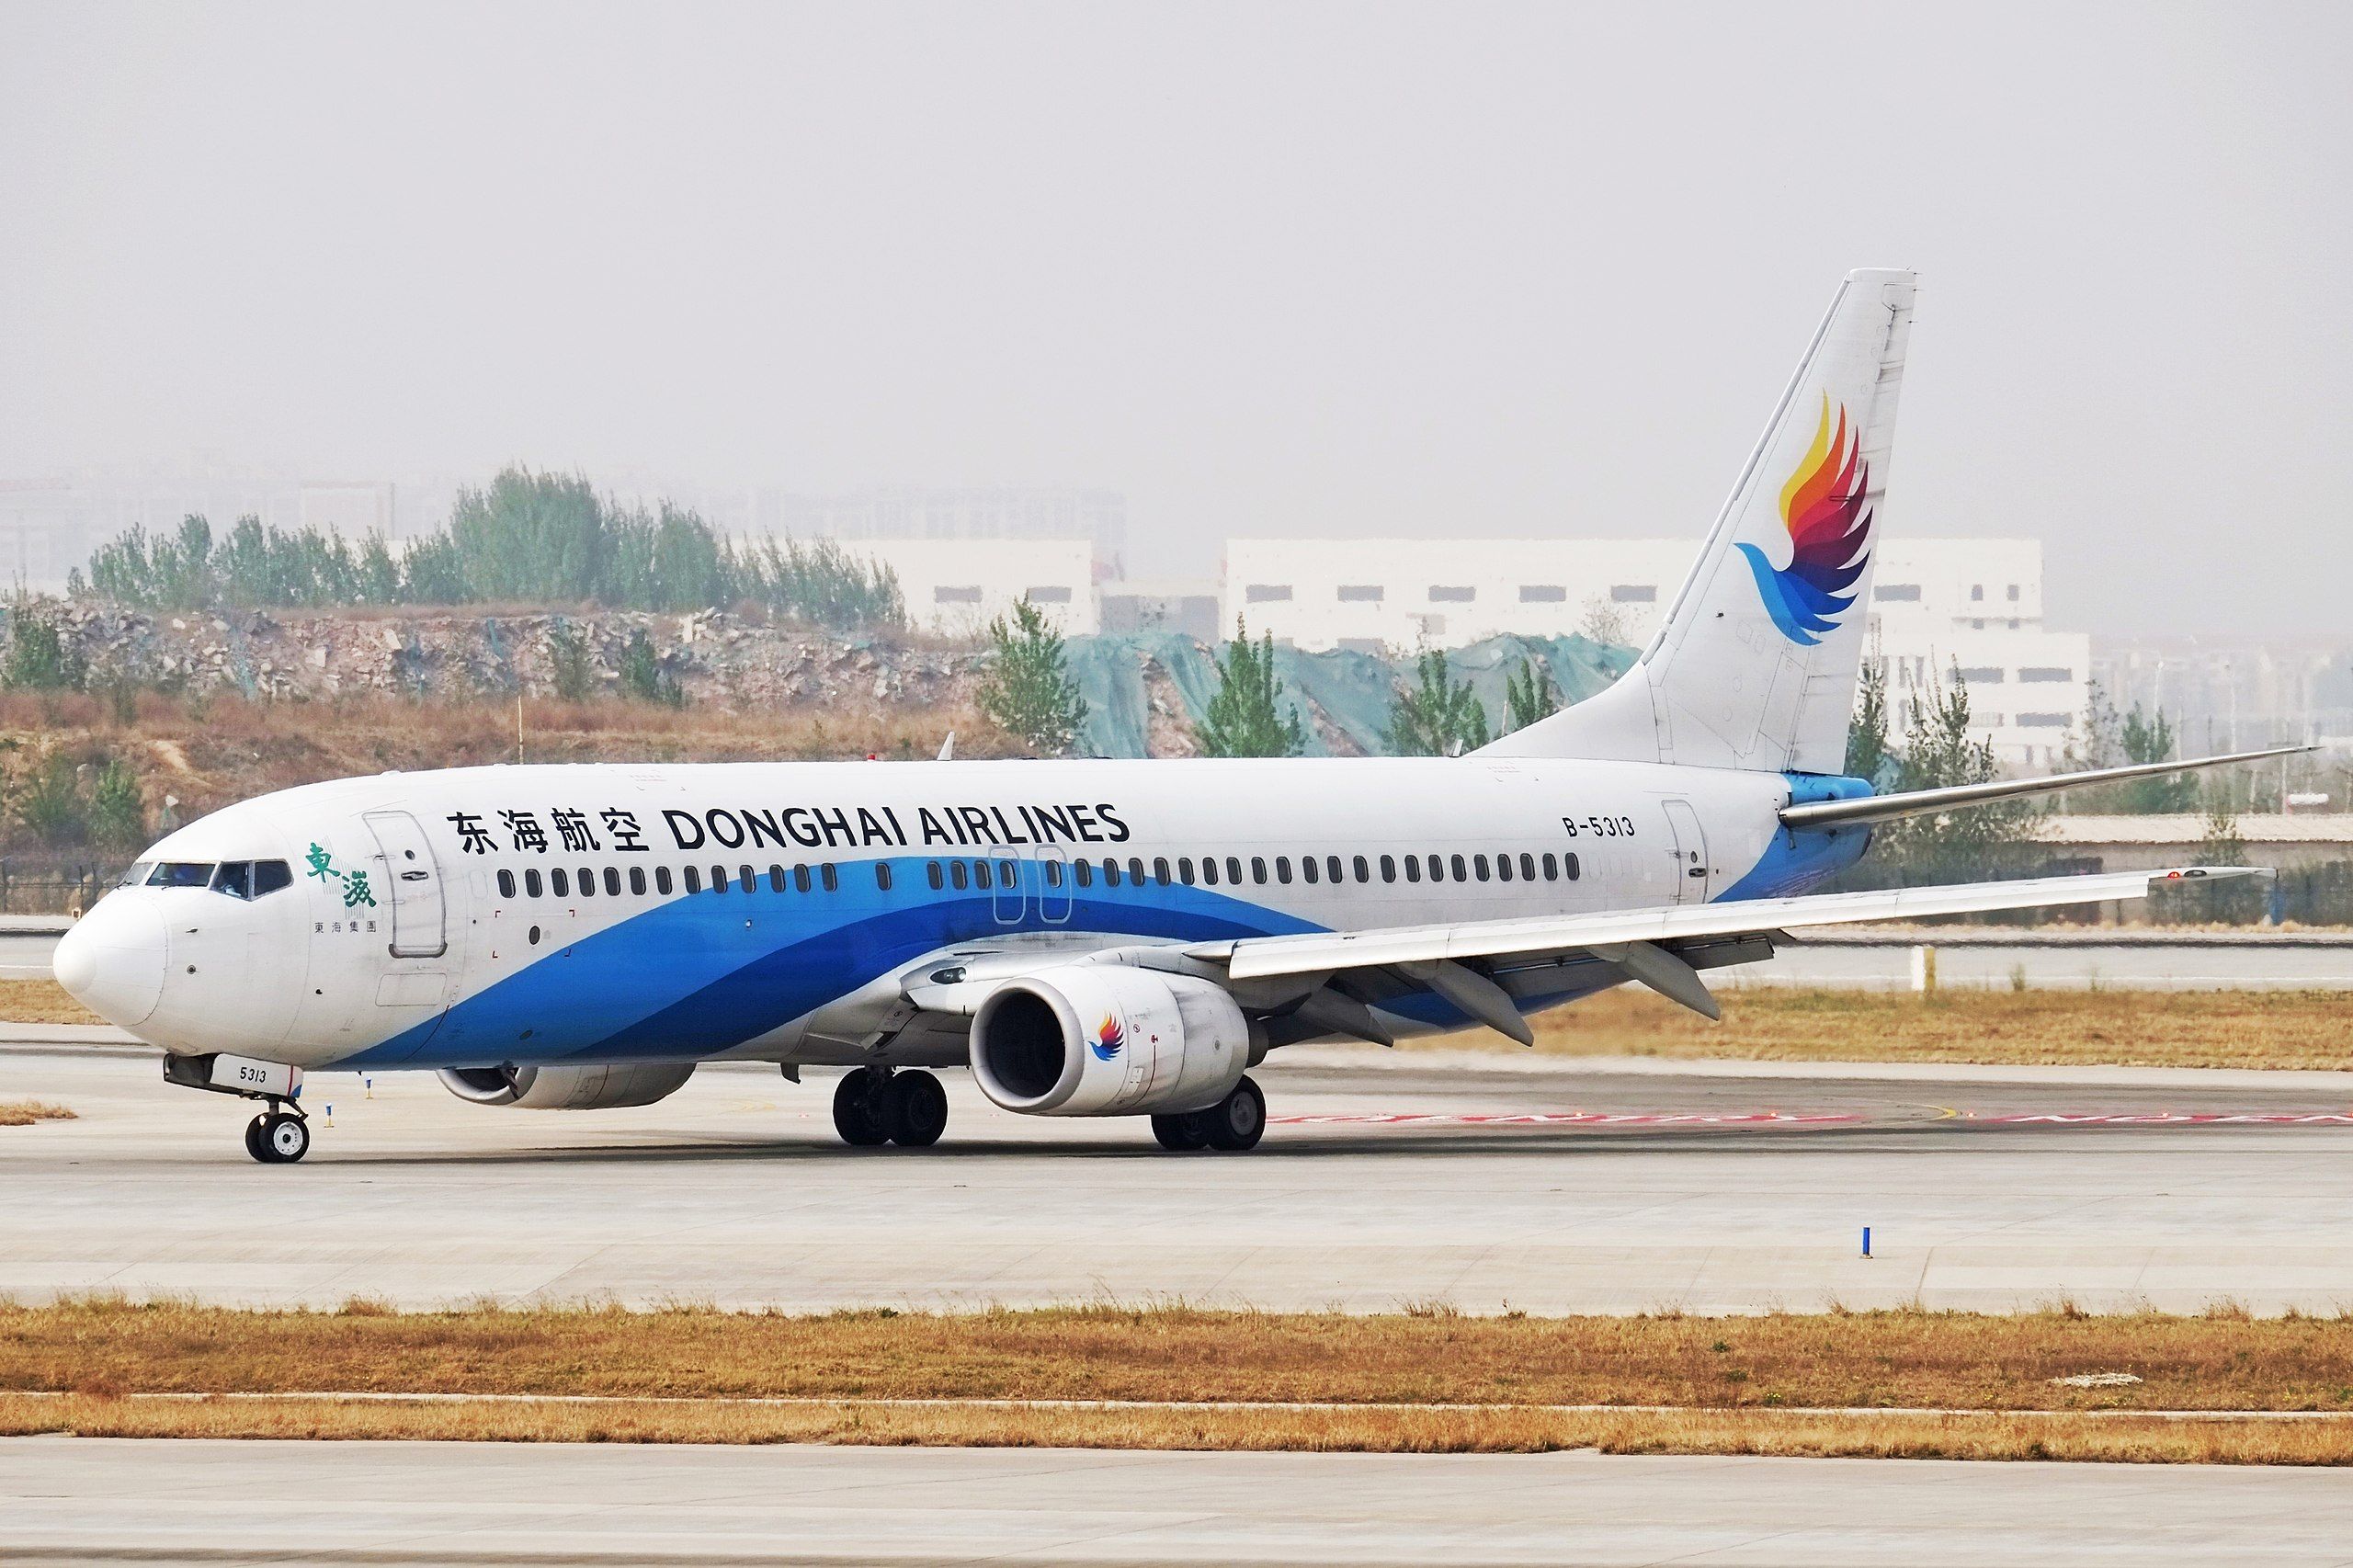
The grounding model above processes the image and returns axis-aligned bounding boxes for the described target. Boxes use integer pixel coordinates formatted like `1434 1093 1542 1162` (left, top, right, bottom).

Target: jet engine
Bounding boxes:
438 1062 697 1110
970 966 1253 1117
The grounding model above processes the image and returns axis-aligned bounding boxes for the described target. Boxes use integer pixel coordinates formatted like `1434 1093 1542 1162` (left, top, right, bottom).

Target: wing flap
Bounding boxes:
1204 868 2259 982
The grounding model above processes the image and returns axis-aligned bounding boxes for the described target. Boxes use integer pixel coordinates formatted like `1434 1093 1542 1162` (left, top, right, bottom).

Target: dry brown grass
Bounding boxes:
0 980 101 1027
9 1300 2353 1415
0 1099 74 1126
5 1392 2347 1464
1510 985 2353 1071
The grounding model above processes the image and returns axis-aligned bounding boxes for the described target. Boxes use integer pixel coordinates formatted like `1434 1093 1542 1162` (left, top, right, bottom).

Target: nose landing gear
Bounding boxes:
244 1110 312 1164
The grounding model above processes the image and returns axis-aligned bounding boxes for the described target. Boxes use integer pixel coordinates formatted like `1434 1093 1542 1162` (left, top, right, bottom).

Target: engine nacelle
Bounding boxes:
971 966 1252 1117
438 1062 697 1110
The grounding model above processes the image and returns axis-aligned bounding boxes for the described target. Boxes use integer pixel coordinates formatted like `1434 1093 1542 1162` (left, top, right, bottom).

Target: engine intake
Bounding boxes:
438 1062 696 1110
971 966 1252 1117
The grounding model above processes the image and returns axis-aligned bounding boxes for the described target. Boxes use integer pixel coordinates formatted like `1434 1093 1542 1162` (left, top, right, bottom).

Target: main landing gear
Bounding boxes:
833 1066 949 1149
1152 1074 1266 1153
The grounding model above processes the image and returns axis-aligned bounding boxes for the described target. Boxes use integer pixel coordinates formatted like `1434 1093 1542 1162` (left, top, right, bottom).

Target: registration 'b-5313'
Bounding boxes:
52 269 2286 1163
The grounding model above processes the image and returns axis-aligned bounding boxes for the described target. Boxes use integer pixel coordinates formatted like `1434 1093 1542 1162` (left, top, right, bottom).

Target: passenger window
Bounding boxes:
768 865 787 892
1331 856 1347 884
1565 852 1581 881
497 869 517 900
1251 857 1267 884
655 866 675 894
822 864 838 892
710 866 728 893
684 866 701 894
1102 858 1121 887
1495 854 1513 882
1000 859 1018 886
630 867 647 895
1353 855 1370 883
740 864 756 893
1542 853 1557 881
604 867 621 896
1275 857 1292 884
927 861 944 890
1226 857 1243 884
1048 861 1065 888
1074 859 1094 888
795 865 813 892
525 869 545 898
576 866 595 897
875 862 893 892
1404 855 1421 883
551 869 571 897
949 861 969 891
212 861 254 900
1301 857 1319 885
1154 857 1171 885
1127 857 1145 884
1450 855 1468 881
1200 857 1219 886
1519 853 1537 881
1178 857 1195 885
975 861 993 890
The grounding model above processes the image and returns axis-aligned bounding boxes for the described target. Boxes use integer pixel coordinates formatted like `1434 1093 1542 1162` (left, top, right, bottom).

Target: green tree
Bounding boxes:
447 468 606 602
546 620 597 702
1388 648 1491 756
978 599 1087 756
1871 667 2039 877
1846 648 1892 783
2118 704 2198 812
84 760 145 851
1504 654 1562 734
16 755 85 846
1196 619 1304 757
1 609 84 691
616 628 684 707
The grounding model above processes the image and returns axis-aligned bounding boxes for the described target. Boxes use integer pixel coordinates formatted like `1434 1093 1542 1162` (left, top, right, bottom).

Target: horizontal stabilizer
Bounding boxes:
1779 744 2310 830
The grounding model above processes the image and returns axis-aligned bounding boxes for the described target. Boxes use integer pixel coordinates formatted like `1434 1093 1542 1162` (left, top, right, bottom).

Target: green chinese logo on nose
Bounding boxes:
305 843 379 909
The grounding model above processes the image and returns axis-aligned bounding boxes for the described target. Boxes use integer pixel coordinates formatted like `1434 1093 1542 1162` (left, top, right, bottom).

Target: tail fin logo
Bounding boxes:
1090 1014 1125 1062
1733 394 1873 647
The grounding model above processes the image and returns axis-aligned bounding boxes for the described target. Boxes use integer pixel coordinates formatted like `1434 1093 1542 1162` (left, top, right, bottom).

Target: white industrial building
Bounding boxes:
853 539 1100 640
1221 537 2089 767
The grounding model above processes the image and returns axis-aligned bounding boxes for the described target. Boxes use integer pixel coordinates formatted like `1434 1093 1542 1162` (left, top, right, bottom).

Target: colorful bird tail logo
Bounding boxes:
1733 394 1873 647
1090 1013 1125 1062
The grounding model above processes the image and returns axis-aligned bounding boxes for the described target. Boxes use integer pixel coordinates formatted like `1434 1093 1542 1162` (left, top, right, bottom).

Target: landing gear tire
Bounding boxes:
882 1070 949 1148
1151 1111 1213 1152
1203 1075 1266 1153
248 1111 310 1164
833 1068 892 1147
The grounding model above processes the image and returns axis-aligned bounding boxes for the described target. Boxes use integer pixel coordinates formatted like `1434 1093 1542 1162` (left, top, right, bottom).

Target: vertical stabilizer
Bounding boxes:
1483 268 1915 773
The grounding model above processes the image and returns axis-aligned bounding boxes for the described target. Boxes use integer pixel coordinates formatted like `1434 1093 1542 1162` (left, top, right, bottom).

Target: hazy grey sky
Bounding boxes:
4 2 2347 633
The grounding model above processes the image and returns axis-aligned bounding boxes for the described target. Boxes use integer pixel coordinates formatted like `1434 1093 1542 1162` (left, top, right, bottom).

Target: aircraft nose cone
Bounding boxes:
53 899 166 1028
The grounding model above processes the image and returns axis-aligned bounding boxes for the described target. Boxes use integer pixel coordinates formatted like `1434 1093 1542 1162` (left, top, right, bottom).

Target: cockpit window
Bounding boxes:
148 862 215 889
119 861 153 888
210 860 293 901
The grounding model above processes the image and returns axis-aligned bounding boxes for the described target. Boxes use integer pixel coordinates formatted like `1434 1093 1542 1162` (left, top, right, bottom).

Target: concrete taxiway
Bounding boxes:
10 1039 2353 1313
7 1437 2353 1566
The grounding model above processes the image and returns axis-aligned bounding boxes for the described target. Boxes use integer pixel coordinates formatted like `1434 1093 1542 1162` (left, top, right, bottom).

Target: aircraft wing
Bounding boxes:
1176 867 2260 1033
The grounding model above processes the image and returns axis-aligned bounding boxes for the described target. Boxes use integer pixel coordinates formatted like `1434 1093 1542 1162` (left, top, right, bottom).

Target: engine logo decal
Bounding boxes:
1090 1013 1125 1062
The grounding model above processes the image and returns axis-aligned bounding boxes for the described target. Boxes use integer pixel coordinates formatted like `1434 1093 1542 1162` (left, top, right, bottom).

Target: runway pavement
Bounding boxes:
6 1437 2353 1566
11 1040 2353 1313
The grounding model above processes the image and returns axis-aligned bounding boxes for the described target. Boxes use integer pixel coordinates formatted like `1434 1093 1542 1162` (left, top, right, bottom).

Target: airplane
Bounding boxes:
51 267 2291 1164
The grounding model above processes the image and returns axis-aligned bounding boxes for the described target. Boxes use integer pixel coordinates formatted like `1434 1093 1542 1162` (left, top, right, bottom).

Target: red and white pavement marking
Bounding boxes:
1270 1110 2353 1130
1271 1111 1859 1128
